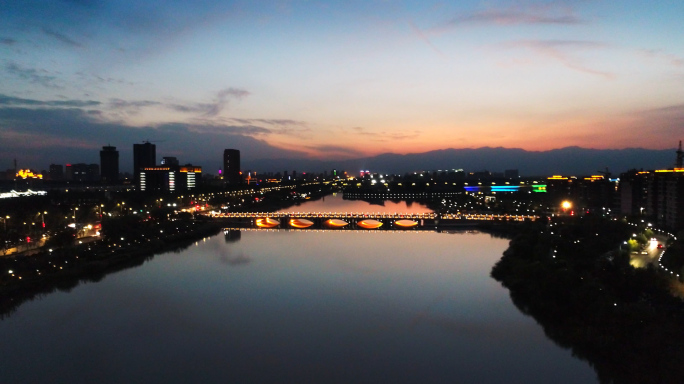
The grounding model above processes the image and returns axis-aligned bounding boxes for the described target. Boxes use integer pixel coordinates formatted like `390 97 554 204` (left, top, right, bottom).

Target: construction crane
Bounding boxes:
597 167 611 179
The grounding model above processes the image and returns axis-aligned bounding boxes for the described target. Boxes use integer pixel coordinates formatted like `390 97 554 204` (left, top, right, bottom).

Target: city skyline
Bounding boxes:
1 1 683 170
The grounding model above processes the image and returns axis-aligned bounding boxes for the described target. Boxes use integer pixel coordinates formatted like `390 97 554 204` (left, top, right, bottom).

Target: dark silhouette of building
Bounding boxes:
100 145 119 184
133 141 156 188
65 163 99 181
504 169 519 179
49 164 64 181
223 149 241 184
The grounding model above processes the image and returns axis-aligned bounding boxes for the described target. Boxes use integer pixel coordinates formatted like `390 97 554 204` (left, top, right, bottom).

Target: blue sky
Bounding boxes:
1 0 683 172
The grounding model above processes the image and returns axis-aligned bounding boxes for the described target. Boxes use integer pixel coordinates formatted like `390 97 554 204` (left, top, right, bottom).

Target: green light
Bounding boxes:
532 184 547 193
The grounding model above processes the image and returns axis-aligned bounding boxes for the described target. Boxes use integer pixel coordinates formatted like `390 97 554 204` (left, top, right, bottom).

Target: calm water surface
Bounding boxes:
0 196 597 383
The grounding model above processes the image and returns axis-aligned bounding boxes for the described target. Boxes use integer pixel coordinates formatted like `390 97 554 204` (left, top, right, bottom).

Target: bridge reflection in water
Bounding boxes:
213 211 538 230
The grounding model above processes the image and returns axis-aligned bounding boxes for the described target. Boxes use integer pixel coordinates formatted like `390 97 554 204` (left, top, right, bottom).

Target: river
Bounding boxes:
0 194 597 383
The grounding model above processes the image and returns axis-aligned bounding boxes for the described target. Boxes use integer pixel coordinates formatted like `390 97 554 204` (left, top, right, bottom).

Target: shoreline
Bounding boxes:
0 221 223 318
491 217 684 383
0 185 522 319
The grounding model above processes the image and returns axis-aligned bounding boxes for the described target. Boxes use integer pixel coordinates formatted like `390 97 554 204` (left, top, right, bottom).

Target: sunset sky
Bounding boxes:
1 0 683 171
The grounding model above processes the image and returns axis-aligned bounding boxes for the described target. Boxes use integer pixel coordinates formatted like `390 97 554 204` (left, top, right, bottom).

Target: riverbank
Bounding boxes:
0 219 223 318
0 185 338 317
491 216 684 383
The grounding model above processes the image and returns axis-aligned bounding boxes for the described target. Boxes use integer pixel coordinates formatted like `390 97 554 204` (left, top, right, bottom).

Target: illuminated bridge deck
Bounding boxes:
213 212 538 222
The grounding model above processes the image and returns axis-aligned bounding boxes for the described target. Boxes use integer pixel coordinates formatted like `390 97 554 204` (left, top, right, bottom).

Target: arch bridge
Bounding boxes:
211 211 538 229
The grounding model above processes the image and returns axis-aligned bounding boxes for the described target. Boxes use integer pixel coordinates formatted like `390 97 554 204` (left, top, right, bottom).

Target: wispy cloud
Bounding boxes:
269 126 312 138
304 144 365 158
75 71 133 86
639 49 684 68
109 98 159 111
503 39 613 78
205 88 250 117
0 94 100 107
437 2 584 30
171 123 272 136
104 99 160 117
228 118 306 127
352 127 420 142
0 38 17 46
167 88 250 117
446 10 581 27
409 21 445 58
41 28 82 47
4 62 62 88
103 88 251 118
221 118 310 137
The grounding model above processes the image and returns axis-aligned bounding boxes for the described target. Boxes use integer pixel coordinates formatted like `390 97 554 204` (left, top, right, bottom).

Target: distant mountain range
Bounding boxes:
244 146 678 177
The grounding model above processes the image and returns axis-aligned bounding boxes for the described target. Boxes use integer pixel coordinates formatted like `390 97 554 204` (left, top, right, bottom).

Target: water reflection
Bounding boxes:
0 195 601 383
217 252 250 267
0 229 597 383
223 229 242 243
278 193 433 214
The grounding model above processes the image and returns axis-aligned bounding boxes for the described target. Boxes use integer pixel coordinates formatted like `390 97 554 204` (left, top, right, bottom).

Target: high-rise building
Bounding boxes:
49 164 64 181
100 145 119 184
133 141 156 187
223 149 241 184
619 142 684 230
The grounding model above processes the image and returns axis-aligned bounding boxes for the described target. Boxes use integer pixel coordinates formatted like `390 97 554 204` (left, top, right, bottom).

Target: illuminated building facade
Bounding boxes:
619 143 684 230
139 166 172 192
133 141 156 188
138 165 202 192
630 169 684 230
100 145 119 184
180 165 201 190
16 169 43 179
223 149 241 184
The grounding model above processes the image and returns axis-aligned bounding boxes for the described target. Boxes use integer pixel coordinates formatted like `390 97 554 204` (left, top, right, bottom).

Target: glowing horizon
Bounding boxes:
1 1 682 169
